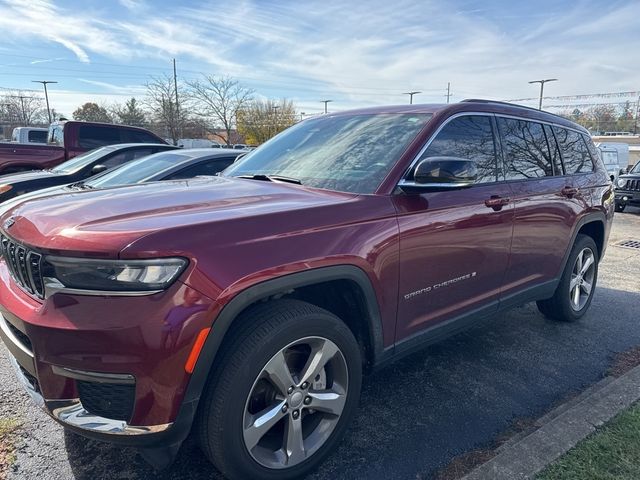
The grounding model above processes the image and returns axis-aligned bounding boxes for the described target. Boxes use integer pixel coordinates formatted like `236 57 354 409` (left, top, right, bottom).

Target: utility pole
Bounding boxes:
403 91 421 104
321 100 332 114
445 82 452 103
528 78 558 110
9 95 34 126
173 58 180 140
300 112 306 121
32 80 57 123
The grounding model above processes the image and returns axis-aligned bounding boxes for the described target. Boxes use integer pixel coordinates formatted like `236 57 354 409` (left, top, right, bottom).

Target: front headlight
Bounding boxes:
617 178 628 188
42 256 188 294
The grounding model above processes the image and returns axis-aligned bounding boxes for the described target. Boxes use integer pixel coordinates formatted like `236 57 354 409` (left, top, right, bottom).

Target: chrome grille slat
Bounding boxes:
0 233 44 299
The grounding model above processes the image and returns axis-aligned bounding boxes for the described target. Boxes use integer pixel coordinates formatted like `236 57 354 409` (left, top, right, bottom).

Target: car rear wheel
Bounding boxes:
537 234 599 322
196 299 362 480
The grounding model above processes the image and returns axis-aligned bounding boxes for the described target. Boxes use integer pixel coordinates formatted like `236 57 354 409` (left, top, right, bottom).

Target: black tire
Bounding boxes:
196 298 362 480
537 234 599 322
615 203 626 212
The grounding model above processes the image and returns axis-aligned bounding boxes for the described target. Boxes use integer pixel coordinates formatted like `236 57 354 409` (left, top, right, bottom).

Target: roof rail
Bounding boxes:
460 98 581 125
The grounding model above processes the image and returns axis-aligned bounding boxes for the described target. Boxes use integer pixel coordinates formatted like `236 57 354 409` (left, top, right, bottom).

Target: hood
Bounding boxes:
1 176 356 257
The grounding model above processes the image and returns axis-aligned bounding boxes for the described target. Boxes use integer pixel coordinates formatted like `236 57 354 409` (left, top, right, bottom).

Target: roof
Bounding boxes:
102 143 177 150
174 147 241 157
326 99 590 134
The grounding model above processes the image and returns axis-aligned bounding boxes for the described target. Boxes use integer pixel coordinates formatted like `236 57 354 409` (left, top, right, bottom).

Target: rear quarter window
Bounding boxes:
28 130 47 143
553 127 594 174
122 129 162 144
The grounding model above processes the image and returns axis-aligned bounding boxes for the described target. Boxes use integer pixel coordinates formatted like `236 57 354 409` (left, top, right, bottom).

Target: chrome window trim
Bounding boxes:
397 110 591 188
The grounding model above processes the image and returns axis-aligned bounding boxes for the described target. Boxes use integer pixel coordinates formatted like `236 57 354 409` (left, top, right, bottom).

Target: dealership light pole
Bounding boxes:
32 80 57 123
321 100 332 114
529 78 557 110
403 91 421 104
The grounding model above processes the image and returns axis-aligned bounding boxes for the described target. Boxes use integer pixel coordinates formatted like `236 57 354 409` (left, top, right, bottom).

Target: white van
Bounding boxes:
596 142 629 182
11 127 48 145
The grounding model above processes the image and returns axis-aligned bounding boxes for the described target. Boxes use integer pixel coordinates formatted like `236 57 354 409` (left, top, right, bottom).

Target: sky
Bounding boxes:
0 0 639 118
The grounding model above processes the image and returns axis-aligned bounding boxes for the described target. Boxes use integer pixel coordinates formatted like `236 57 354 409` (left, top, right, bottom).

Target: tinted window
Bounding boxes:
28 130 47 143
123 129 162 144
224 113 432 194
420 115 497 183
51 147 115 174
78 126 122 149
166 157 237 180
543 124 563 174
499 118 553 179
86 152 191 188
553 127 594 174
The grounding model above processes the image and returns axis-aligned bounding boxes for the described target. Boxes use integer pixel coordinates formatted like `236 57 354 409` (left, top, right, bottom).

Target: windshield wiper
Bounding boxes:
236 174 302 185
68 181 93 190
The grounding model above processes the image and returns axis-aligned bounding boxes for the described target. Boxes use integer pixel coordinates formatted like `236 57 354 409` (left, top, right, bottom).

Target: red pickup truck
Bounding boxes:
0 121 167 174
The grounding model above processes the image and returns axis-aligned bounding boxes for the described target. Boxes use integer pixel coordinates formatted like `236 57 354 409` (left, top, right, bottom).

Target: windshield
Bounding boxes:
223 113 432 194
630 162 640 174
52 147 115 174
85 151 190 188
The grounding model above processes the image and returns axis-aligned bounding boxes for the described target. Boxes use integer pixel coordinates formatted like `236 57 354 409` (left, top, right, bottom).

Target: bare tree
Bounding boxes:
187 75 253 145
236 98 297 145
145 74 187 145
0 90 46 126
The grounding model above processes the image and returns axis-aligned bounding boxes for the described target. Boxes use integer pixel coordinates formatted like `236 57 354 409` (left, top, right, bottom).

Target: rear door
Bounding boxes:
498 118 577 301
393 114 514 339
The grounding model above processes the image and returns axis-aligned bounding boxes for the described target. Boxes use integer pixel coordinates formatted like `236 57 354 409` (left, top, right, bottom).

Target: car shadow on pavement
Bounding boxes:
63 287 640 480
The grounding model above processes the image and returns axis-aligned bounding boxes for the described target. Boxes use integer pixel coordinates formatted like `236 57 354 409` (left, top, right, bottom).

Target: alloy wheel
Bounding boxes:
569 247 596 311
242 336 349 469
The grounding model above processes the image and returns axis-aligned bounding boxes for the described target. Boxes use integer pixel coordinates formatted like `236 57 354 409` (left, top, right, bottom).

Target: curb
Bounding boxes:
462 364 640 480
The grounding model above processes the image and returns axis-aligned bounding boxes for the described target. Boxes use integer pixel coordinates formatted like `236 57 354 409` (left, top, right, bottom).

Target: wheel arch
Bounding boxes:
183 265 385 405
560 212 607 274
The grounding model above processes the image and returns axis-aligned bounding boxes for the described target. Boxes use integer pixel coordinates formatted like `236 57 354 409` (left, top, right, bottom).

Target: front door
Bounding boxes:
393 114 514 341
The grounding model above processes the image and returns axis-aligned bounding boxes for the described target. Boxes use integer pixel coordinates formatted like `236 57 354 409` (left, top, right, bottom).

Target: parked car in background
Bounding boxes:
0 101 612 480
0 148 244 215
177 138 221 149
614 161 640 211
596 142 629 182
0 143 178 203
0 120 166 174
10 127 48 145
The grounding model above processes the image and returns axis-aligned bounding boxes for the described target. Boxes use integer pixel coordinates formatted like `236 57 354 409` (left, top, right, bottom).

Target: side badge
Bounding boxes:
4 217 15 229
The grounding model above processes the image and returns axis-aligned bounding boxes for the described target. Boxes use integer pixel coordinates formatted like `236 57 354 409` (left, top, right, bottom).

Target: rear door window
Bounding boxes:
498 118 554 180
419 115 498 183
78 126 122 149
553 127 594 174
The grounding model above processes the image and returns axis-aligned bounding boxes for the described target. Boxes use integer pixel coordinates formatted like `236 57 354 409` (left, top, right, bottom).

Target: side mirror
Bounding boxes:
400 156 477 192
90 164 108 175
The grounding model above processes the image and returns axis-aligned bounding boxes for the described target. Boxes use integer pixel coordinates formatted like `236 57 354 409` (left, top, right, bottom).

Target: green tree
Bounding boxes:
237 98 297 145
112 98 147 127
72 102 112 123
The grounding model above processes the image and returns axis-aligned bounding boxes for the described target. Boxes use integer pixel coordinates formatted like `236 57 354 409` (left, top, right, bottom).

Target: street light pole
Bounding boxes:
321 100 332 114
32 80 58 123
528 78 558 110
403 91 421 104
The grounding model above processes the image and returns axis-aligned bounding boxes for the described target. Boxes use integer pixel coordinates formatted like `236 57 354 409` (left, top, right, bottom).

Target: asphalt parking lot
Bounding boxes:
1 208 639 480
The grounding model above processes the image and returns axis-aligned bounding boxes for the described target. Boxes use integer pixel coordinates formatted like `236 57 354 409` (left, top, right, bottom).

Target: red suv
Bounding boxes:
0 100 613 479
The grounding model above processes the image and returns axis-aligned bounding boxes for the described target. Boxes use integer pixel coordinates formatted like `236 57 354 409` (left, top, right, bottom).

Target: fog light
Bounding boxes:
623 196 629 201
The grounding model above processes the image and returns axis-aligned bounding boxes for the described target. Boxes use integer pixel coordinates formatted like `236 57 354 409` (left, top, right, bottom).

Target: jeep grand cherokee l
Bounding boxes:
0 100 613 480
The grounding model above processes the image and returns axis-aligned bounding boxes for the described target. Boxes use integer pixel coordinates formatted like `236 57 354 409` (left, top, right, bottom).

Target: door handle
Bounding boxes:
484 196 510 211
561 186 578 198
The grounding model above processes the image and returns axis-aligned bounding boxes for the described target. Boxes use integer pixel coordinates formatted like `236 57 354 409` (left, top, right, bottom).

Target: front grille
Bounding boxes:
0 234 44 299
5 320 32 352
622 179 640 191
77 380 136 422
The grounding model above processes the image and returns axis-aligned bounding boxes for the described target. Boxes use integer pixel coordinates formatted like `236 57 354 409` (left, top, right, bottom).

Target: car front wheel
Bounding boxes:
197 299 362 480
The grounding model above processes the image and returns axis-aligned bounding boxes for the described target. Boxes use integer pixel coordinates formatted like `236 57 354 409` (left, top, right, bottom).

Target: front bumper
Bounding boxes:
0 257 214 446
615 190 640 206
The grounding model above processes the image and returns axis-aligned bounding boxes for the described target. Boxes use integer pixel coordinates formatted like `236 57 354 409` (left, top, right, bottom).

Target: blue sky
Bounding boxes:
0 0 638 117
